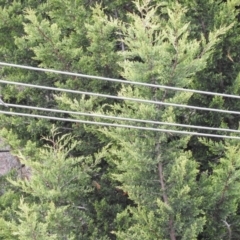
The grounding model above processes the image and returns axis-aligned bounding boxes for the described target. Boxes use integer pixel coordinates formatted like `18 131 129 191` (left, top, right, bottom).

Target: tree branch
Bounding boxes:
156 143 176 240
222 219 232 240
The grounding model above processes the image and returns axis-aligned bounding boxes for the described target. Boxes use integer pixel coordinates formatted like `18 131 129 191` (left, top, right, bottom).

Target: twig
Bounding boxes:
222 219 232 240
75 206 88 211
157 146 176 240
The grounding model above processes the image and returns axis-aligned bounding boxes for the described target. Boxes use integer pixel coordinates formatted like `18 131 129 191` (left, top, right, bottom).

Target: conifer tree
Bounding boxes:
1 0 240 239
0 1 130 238
61 0 236 238
0 0 123 152
0 127 105 239
177 0 240 167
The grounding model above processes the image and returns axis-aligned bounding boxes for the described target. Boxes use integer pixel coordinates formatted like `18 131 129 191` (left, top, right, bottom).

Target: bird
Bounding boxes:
0 95 8 107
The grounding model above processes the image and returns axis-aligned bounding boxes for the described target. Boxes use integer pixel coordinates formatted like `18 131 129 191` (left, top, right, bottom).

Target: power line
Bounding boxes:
0 62 240 100
6 103 240 134
1 79 240 116
0 110 239 140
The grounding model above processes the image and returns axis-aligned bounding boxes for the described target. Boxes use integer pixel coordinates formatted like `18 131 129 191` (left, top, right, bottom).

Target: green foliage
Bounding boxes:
1 0 240 239
0 0 122 150
0 127 103 239
9 199 70 240
198 139 240 239
184 0 240 166
66 0 232 239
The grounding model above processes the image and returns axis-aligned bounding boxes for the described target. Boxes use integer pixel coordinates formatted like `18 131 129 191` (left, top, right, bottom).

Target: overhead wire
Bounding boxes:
1 61 240 99
1 79 240 116
0 110 240 140
0 62 240 140
5 103 240 135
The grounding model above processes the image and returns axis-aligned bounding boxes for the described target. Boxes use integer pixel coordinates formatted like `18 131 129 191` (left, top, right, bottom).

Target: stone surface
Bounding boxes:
0 139 20 176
